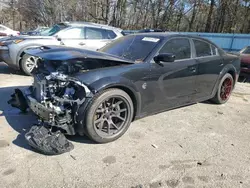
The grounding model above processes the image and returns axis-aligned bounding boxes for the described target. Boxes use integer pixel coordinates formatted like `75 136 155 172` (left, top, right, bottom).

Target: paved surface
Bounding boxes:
0 62 250 188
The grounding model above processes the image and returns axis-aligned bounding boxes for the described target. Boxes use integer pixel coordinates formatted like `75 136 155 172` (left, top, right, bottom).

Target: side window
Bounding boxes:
241 47 250 54
106 30 117 39
57 27 84 39
193 39 212 57
211 45 218 55
159 38 191 60
85 27 106 39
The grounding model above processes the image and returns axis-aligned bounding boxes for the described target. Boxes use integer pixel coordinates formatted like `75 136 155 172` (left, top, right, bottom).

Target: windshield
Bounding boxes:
40 24 67 36
100 35 162 62
240 47 250 54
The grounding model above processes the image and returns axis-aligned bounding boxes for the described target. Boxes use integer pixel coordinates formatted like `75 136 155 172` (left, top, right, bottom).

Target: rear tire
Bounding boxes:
211 73 234 104
20 54 37 76
85 89 134 143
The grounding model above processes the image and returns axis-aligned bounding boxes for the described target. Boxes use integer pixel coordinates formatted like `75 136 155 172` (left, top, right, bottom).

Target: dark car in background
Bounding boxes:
239 46 250 76
9 33 240 146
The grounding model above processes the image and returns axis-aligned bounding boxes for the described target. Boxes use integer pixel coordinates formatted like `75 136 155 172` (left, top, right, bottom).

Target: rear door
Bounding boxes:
82 27 117 51
192 39 223 99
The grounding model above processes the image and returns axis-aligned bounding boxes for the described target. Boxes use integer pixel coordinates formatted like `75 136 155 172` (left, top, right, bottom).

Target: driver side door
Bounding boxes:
148 37 198 111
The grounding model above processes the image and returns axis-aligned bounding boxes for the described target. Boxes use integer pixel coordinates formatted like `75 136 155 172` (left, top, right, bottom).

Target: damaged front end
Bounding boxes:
8 72 93 154
8 45 134 154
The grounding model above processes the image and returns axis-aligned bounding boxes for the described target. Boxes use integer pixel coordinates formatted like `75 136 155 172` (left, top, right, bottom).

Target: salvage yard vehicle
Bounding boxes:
239 46 250 76
0 22 123 75
9 33 240 150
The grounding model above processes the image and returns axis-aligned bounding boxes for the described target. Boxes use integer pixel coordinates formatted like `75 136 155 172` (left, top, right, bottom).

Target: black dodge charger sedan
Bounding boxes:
9 33 240 144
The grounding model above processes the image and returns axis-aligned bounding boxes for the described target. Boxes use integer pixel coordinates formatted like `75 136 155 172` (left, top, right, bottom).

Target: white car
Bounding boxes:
0 24 20 37
0 22 123 75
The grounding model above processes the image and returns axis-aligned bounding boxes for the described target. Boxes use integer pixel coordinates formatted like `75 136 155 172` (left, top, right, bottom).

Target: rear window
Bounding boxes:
106 30 117 39
159 38 191 60
85 27 117 39
241 47 250 54
193 39 212 57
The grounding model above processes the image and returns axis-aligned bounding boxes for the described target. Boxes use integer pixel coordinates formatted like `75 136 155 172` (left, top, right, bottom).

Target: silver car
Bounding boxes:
0 22 123 75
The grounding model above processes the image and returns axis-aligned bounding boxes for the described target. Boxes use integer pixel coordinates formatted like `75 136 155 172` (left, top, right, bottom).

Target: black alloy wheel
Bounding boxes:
85 89 134 143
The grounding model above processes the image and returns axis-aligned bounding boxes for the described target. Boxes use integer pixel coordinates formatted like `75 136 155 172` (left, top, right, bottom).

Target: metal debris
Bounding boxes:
151 144 158 149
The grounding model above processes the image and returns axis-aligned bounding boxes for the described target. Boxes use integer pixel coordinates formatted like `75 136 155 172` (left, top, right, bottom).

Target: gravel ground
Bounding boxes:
0 62 250 188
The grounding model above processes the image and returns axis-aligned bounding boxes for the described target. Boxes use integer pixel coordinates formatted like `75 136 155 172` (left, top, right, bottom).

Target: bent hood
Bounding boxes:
25 45 134 64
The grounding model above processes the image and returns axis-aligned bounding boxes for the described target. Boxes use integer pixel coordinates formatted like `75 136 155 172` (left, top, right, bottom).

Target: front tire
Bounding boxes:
211 73 234 104
85 89 134 143
20 54 37 76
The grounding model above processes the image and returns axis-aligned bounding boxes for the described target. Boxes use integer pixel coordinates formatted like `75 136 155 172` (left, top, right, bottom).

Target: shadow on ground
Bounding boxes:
0 62 24 75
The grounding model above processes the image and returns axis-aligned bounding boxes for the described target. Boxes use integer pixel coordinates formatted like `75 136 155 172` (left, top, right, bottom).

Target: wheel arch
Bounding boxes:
17 44 42 68
88 77 142 121
212 64 238 97
104 85 139 121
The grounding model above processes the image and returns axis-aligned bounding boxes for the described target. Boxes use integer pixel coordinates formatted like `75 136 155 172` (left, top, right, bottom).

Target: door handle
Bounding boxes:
79 42 85 46
219 63 224 66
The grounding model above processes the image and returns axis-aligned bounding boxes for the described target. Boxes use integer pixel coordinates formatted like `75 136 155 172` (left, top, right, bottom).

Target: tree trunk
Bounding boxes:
188 1 197 31
205 0 215 32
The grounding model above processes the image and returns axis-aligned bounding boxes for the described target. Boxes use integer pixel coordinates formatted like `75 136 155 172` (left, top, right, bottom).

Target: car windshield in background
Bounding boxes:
240 47 250 54
100 35 162 62
40 24 67 36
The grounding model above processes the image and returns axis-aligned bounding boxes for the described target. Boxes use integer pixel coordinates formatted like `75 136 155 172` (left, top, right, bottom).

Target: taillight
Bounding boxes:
17 32 20 35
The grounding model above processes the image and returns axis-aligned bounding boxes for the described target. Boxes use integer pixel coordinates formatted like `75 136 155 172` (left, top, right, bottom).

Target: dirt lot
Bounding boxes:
0 61 250 188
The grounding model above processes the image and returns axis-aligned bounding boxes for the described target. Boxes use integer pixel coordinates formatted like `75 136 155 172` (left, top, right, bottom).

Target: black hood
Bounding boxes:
25 45 134 63
25 45 134 75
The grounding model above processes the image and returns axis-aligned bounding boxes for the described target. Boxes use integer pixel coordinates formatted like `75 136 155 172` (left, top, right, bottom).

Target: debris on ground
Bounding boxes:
25 125 74 155
217 111 224 115
70 155 77 160
197 162 202 166
151 144 158 149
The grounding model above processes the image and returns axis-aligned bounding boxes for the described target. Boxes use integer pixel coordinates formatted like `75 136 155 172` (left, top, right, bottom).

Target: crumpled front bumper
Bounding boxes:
8 88 53 121
8 88 75 155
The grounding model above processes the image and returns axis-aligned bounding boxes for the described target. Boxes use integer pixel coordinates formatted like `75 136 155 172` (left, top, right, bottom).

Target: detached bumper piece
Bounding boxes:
8 89 29 112
25 125 74 155
8 89 75 155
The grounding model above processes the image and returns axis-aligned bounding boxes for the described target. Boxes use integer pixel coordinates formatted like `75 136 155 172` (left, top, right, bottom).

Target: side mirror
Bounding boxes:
154 53 175 64
55 35 62 41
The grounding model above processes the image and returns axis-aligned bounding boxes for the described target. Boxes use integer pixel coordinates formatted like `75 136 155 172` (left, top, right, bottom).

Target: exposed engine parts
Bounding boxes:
8 72 93 155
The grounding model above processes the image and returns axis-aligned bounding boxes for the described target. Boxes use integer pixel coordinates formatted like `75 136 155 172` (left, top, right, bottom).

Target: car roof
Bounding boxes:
59 21 122 32
130 32 219 46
